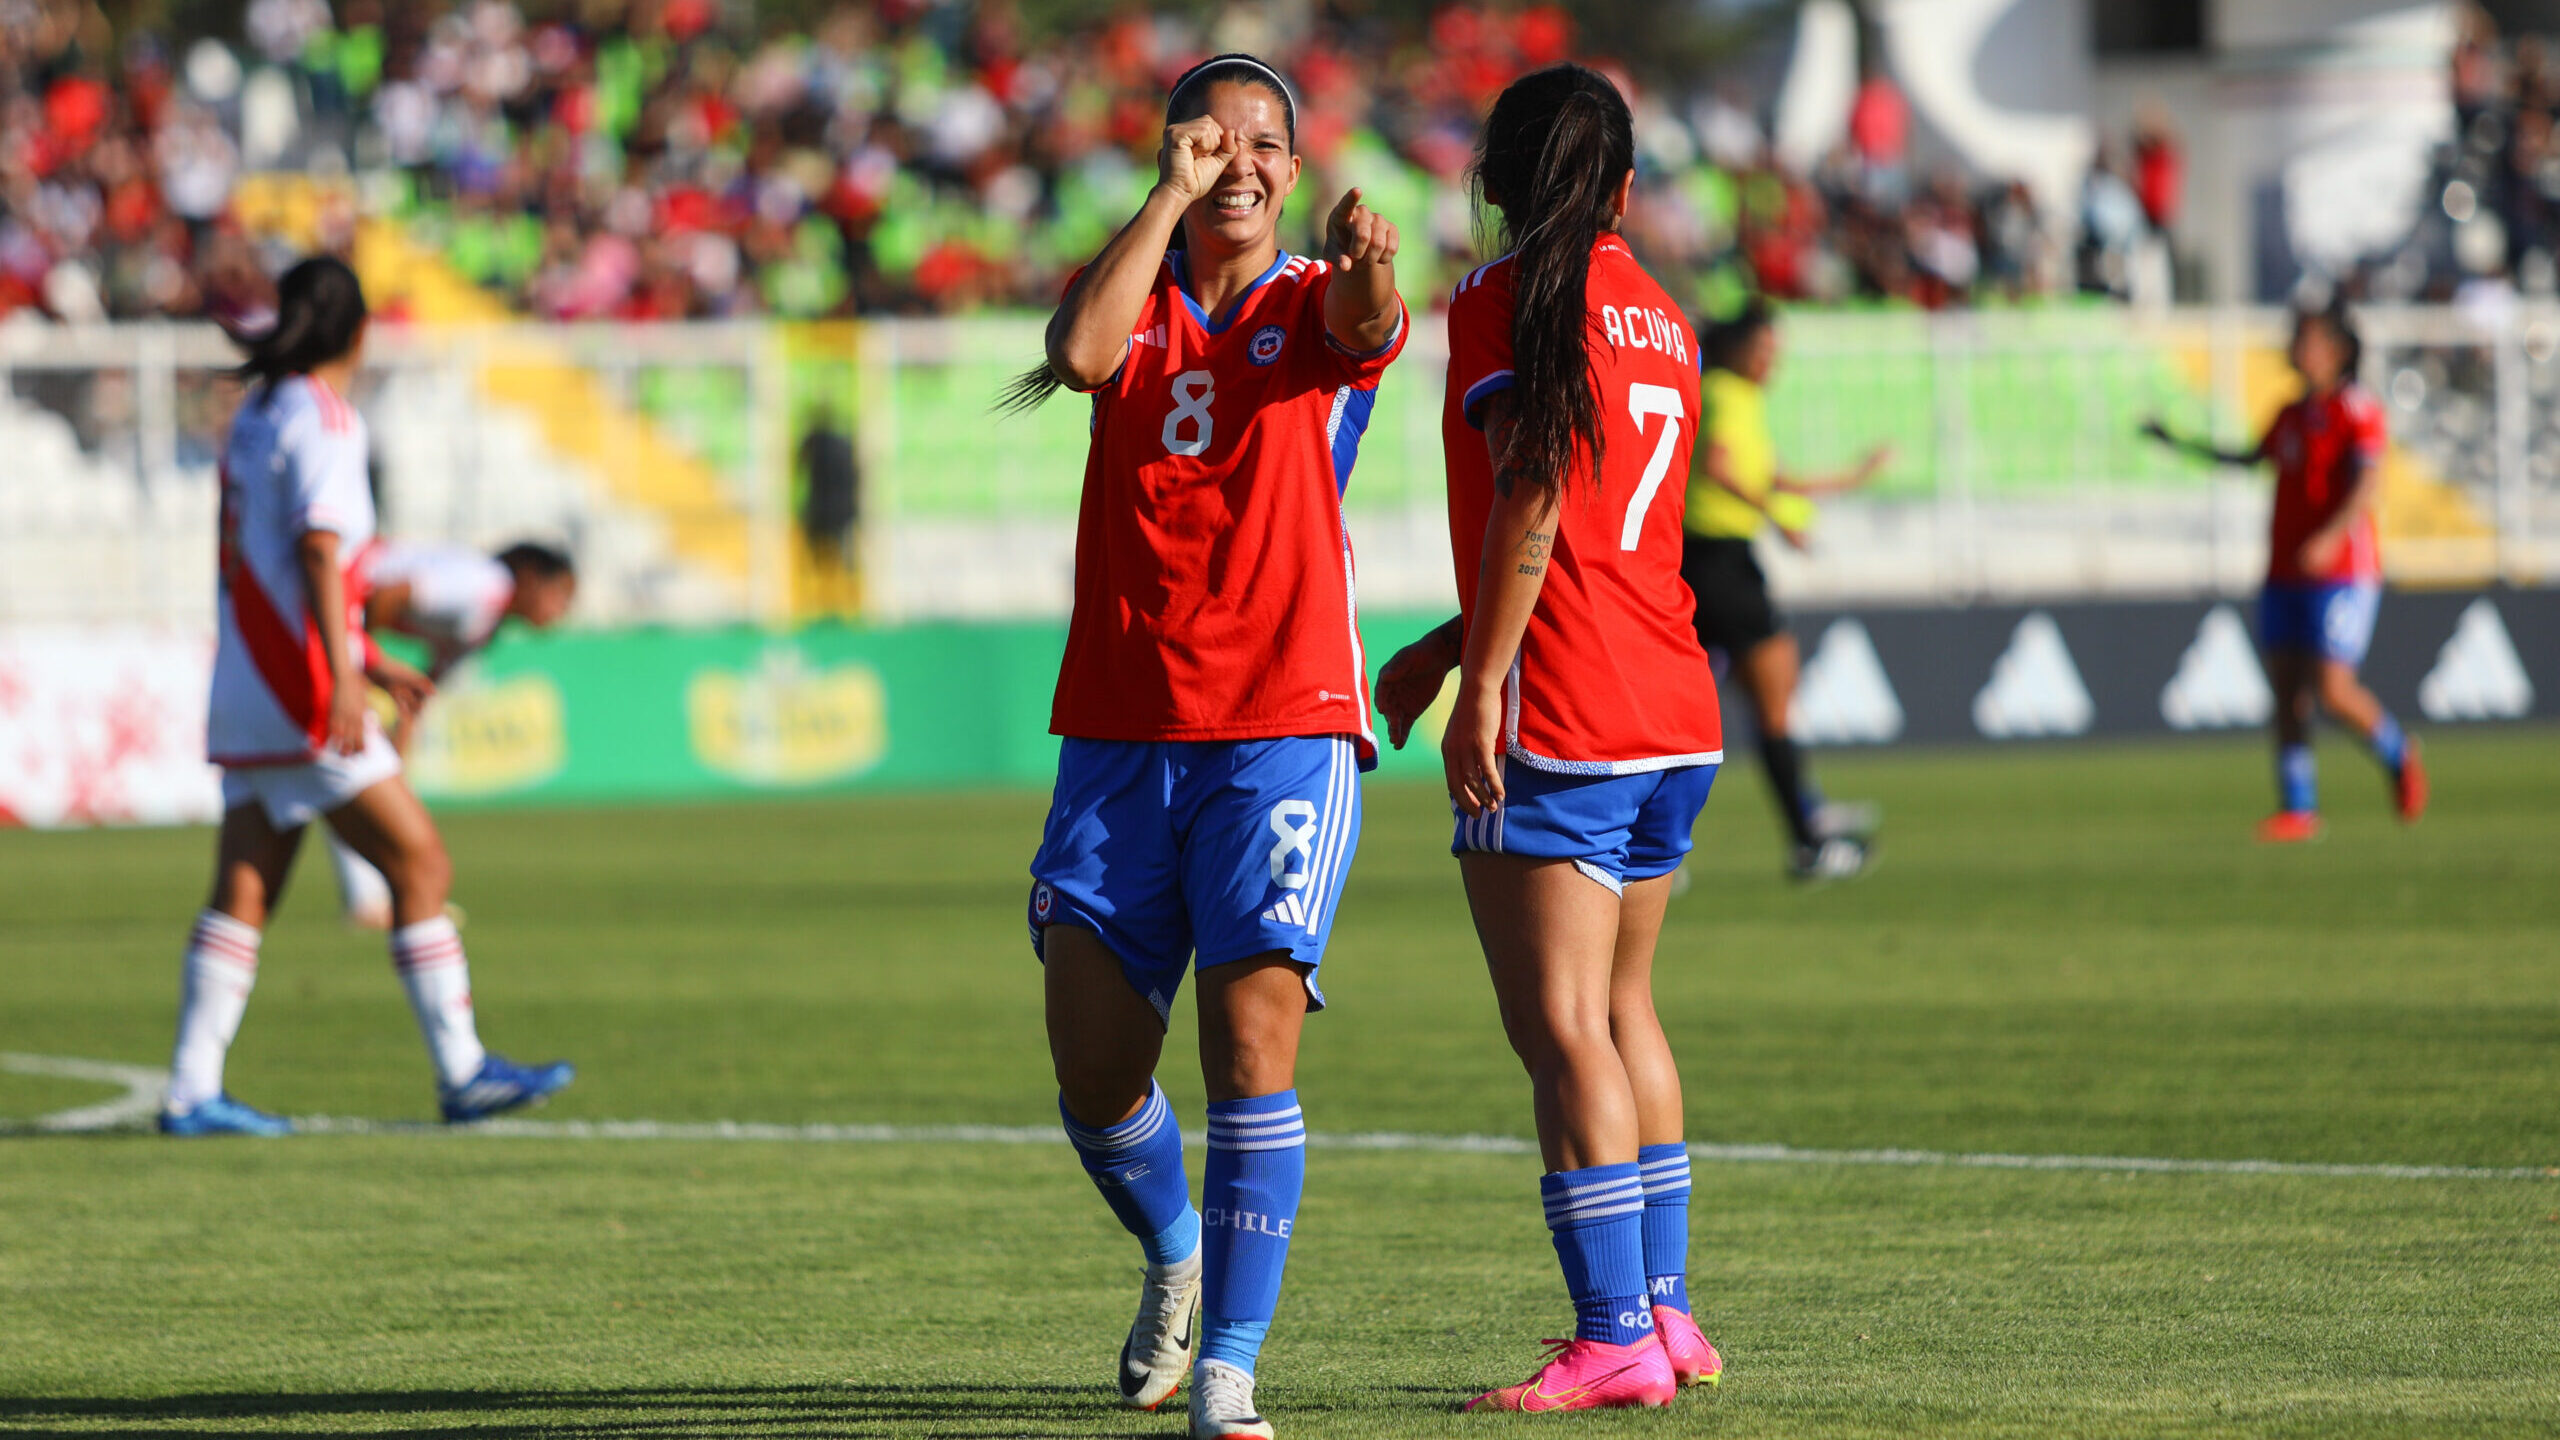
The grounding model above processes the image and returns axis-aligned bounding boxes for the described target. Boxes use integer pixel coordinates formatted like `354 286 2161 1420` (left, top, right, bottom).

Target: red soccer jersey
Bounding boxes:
2261 383 2385 583
1442 235 1724 773
1050 249 1408 759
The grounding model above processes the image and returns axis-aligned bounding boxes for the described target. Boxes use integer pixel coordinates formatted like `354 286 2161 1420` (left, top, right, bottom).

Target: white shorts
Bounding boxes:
220 727 404 830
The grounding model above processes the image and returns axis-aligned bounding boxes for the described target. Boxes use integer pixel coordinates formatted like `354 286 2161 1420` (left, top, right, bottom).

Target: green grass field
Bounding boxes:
4 733 2557 1437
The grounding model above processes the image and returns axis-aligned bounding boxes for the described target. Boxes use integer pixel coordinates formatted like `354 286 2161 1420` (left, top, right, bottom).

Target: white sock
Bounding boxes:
389 915 487 1087
168 909 261 1113
327 830 394 925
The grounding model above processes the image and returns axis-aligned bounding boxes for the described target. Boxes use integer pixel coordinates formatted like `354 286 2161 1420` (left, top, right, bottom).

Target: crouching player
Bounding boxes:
1379 65 1726 1410
2144 301 2426 840
160 256 573 1136
321 540 578 928
1001 53 1405 1439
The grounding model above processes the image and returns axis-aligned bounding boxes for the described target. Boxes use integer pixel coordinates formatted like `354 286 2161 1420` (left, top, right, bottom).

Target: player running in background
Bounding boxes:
998 53 1404 1440
1688 300 1889 879
321 540 578 928
161 256 574 1137
1376 64 1725 1412
2143 301 2426 840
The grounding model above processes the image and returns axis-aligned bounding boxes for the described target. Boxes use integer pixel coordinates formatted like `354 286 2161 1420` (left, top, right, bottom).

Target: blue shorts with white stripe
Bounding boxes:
1030 736 1361 1021
1453 758 1718 893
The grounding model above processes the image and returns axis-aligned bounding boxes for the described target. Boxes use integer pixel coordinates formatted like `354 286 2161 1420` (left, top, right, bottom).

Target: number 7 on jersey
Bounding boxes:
1620 382 1685 551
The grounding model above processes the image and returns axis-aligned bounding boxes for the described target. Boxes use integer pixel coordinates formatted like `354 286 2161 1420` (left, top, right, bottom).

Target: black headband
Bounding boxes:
1168 55 1297 118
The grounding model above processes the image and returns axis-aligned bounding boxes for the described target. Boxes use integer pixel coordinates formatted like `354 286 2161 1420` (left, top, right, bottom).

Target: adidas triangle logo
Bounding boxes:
2419 598 2535 721
1973 611 2094 738
1133 324 1167 350
1261 893 1310 927
1790 619 1904 744
2160 604 2272 730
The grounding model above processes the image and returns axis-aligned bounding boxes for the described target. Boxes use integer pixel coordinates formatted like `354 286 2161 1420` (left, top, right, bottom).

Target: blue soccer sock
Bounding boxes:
2369 713 2408 774
1637 1143 1692 1315
1061 1080 1199 1266
2277 744 2317 814
1198 1090 1306 1375
1540 1162 1652 1347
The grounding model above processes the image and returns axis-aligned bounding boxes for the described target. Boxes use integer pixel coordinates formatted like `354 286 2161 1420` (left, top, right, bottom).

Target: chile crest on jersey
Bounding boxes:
1050 248 1409 757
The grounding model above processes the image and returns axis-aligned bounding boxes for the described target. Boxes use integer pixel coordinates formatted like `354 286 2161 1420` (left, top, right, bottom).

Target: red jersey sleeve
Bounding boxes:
1445 268 1516 429
1304 266 1409 383
2346 389 2387 460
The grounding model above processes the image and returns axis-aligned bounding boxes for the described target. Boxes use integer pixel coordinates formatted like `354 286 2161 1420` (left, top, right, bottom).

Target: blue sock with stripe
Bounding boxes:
2277 744 2317 814
1060 1081 1199 1266
1198 1090 1306 1375
2370 714 2407 773
1541 1162 1652 1346
1637 1143 1692 1315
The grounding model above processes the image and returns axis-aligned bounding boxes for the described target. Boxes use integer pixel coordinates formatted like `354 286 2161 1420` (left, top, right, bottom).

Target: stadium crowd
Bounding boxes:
3 0 2168 324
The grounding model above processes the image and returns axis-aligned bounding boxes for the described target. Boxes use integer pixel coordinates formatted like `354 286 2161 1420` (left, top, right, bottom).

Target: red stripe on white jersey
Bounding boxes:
225 558 335 757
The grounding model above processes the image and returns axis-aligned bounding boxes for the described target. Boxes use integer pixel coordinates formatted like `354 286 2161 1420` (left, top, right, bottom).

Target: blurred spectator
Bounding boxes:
797 408 860 573
0 0 2128 323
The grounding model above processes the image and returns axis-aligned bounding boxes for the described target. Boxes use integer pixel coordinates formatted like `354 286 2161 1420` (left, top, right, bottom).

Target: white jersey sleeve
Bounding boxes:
289 398 373 538
370 543 515 652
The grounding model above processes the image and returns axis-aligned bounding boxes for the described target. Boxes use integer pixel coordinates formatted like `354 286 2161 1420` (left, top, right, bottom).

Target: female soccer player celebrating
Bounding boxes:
1378 64 1724 1411
2144 302 2426 840
1004 53 1404 1440
160 257 573 1136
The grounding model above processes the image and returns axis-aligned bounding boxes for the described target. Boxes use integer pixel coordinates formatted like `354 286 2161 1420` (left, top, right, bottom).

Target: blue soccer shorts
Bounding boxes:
1450 759 1719 893
1029 736 1362 1021
2259 580 2382 665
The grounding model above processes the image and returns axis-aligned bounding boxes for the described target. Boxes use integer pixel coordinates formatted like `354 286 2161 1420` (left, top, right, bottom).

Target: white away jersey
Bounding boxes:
369 542 513 655
208 375 375 766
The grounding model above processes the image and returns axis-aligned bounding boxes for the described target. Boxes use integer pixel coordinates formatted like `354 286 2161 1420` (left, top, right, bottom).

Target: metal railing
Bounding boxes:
4 307 2552 629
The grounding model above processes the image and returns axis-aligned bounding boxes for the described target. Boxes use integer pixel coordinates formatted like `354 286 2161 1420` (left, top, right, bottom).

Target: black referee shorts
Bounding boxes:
1681 535 1784 658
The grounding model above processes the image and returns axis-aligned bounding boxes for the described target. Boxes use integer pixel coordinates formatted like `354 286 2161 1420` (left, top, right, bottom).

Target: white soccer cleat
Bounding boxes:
1117 1250 1201 1411
1190 1358 1276 1439
1789 835 1873 882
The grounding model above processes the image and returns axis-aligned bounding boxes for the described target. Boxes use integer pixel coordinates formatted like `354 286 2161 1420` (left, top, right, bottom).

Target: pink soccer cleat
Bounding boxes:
2255 810 2322 844
1653 1306 1723 1387
1464 1334 1677 1413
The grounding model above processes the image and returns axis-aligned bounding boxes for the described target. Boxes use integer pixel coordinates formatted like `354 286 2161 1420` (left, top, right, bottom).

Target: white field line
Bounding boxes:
0 1052 164 1132
7 1054 2555 1182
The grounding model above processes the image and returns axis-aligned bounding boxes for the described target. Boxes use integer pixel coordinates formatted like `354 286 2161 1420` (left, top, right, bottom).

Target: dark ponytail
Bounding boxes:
998 54 1297 416
1469 64 1635 502
231 256 369 395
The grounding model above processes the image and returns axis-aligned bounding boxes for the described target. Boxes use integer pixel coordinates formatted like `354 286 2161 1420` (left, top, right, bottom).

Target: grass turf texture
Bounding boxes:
2 732 2556 1437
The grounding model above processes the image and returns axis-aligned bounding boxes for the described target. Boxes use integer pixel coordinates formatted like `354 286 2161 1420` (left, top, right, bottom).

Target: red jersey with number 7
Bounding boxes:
1442 234 1723 774
1050 249 1408 762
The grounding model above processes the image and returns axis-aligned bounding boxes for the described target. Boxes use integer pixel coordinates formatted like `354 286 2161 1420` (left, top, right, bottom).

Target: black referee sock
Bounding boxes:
1758 734 1820 851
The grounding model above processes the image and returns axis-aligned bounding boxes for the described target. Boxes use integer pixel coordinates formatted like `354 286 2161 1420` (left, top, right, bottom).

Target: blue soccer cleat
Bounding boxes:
440 1054 576 1123
158 1093 293 1137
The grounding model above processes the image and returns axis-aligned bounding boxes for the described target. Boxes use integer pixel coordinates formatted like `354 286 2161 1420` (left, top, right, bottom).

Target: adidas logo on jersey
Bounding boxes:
1261 892 1311 927
1131 324 1167 350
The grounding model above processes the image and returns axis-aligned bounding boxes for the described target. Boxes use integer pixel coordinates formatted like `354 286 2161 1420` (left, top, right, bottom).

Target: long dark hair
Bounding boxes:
1470 64 1635 502
232 256 368 396
996 54 1297 416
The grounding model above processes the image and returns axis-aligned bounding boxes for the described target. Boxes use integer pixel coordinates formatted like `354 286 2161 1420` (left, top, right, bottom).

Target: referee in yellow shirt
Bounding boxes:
1685 300 1892 880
